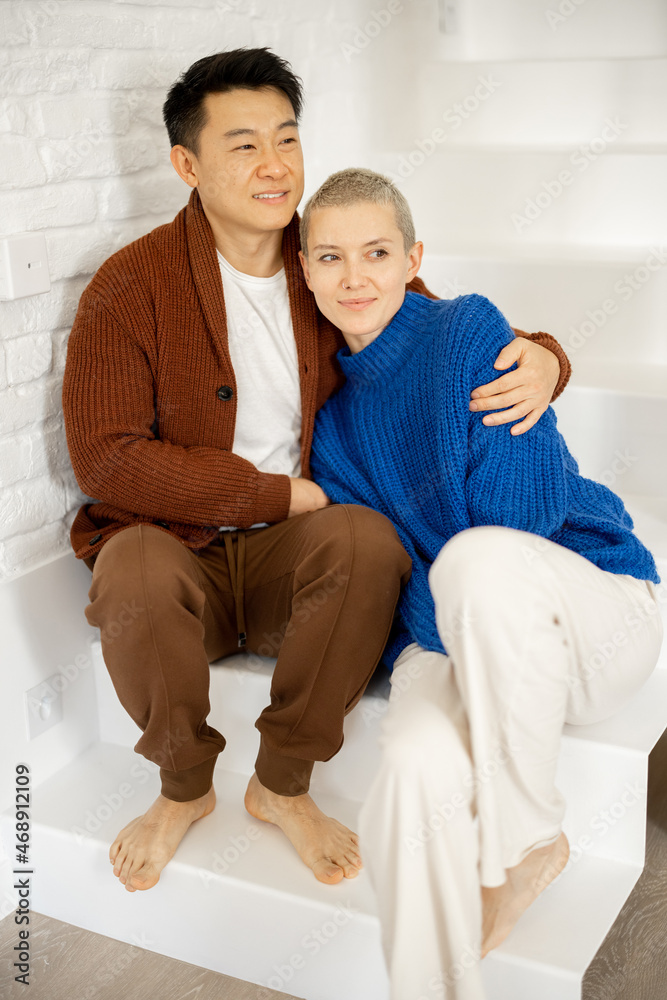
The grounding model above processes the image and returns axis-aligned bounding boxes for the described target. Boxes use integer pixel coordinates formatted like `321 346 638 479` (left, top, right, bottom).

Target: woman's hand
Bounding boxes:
469 338 560 436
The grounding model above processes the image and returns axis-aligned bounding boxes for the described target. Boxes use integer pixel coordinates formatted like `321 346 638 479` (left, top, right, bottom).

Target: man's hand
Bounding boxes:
469 338 560 436
288 477 331 517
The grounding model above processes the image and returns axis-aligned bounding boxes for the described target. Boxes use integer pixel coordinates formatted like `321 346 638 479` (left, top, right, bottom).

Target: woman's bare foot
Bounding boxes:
244 772 362 884
481 832 570 956
109 786 216 892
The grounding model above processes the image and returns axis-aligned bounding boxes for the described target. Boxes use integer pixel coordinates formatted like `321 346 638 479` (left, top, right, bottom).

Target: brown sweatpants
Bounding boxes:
84 505 411 802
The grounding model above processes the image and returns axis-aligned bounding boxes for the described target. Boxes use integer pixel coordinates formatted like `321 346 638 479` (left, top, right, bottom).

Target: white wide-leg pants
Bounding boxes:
359 527 663 1000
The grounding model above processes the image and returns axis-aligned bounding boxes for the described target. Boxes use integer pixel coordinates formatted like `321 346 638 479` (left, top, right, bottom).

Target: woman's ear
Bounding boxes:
406 241 424 284
298 249 313 290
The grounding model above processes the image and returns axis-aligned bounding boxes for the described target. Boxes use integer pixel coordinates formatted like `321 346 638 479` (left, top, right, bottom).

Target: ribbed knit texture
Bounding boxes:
63 189 571 562
62 188 343 559
310 292 659 666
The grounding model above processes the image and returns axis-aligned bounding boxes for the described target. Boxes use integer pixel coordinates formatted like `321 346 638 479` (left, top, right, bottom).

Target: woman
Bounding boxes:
298 167 663 1000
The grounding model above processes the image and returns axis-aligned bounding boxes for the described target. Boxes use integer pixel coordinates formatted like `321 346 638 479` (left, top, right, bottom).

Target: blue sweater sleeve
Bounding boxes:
310 405 387 511
458 297 570 536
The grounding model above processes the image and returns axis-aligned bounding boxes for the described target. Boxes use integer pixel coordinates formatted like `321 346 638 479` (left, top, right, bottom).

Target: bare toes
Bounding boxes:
127 863 160 891
312 858 345 884
119 855 137 885
112 851 127 878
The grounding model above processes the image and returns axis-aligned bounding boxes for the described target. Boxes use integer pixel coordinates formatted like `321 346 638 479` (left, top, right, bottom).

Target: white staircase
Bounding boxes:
1 564 666 1000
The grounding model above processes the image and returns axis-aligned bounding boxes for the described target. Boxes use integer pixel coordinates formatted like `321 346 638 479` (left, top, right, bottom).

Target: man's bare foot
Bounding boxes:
109 786 216 892
481 832 570 956
244 772 362 885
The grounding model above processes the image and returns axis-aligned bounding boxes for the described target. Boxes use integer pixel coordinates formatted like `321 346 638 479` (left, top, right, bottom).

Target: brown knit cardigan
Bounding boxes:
62 188 571 562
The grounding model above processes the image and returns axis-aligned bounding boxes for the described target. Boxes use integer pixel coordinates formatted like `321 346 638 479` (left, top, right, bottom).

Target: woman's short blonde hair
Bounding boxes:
300 167 416 256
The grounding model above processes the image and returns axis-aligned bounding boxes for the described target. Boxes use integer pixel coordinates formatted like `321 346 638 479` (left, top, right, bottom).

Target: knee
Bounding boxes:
429 526 528 602
306 504 410 585
88 525 201 624
338 504 411 578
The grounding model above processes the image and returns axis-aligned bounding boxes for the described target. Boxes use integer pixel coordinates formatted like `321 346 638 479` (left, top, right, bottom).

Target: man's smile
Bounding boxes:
253 191 289 201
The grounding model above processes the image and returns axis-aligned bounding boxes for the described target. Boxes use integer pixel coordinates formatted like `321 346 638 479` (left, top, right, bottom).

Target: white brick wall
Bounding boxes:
0 0 401 580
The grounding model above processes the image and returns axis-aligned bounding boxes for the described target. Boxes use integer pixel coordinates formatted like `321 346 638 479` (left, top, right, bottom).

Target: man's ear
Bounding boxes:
170 145 198 188
298 249 312 290
406 241 424 284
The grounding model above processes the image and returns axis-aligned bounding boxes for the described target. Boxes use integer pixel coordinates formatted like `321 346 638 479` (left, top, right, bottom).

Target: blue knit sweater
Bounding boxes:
310 292 659 666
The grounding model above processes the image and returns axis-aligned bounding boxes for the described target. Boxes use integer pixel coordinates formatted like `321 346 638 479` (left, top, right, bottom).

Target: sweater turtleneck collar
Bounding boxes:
336 291 438 386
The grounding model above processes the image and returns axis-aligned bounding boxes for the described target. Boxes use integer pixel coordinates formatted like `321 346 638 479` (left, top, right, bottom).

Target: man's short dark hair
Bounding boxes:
162 47 304 156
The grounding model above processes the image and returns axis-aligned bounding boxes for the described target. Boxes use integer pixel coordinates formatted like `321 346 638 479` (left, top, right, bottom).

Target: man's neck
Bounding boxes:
202 202 285 278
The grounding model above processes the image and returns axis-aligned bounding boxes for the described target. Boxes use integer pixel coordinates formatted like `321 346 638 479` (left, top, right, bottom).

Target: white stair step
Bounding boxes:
428 0 667 62
410 59 667 150
622 496 667 568
552 387 667 499
0 745 388 1000
92 640 393 806
92 640 667 869
0 742 649 1000
568 361 667 398
393 151 667 250
417 253 667 367
482 855 642 1000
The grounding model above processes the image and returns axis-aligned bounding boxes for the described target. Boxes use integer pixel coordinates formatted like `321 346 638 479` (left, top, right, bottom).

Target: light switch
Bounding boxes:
25 676 64 739
0 232 51 300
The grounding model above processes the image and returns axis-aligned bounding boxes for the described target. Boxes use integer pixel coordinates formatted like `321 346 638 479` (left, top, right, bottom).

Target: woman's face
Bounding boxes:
299 201 423 354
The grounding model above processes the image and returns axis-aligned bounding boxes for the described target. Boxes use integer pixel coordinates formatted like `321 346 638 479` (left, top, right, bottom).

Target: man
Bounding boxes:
62 48 570 895
301 167 662 998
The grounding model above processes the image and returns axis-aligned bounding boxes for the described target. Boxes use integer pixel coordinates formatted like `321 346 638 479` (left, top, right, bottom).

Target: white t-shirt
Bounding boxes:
217 250 302 527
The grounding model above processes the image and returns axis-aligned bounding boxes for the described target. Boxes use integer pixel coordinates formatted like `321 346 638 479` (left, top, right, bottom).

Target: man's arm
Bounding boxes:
63 290 292 529
407 275 571 435
469 331 569 437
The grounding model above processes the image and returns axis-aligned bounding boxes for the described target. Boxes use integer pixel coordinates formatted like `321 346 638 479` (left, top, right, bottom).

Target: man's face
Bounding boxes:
300 201 422 353
179 86 305 237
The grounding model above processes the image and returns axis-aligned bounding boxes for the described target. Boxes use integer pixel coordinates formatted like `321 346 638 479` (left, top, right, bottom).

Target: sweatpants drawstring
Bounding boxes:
223 531 247 648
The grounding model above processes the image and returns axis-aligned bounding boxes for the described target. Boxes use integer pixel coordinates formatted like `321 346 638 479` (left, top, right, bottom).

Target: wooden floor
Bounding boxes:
0 910 304 1000
2 730 666 1000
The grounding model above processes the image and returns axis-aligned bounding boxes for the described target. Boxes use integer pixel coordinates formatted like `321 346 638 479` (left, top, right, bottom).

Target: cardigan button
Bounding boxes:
216 385 233 401
89 533 102 545
155 520 169 528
